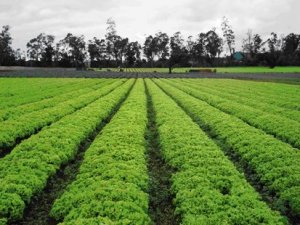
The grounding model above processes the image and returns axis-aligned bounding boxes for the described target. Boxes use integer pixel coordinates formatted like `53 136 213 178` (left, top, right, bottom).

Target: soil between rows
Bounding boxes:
144 79 180 225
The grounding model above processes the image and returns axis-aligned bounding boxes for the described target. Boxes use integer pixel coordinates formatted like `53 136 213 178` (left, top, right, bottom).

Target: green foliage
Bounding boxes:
0 77 298 224
181 79 300 121
0 80 134 222
0 218 8 225
0 79 110 121
155 79 300 219
0 193 25 221
146 79 287 224
58 217 115 225
51 80 151 224
147 82 285 224
165 79 300 148
0 79 124 152
0 78 89 109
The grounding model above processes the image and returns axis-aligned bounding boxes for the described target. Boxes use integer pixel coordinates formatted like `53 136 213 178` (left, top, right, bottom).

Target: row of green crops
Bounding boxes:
0 79 110 122
0 80 134 223
146 79 286 224
180 79 300 123
186 79 300 110
0 79 124 153
51 79 150 225
155 79 300 219
0 78 79 98
203 79 300 99
165 79 300 149
0 78 96 109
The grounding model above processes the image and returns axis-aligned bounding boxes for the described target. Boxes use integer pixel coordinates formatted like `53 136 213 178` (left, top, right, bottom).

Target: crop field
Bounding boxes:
99 66 300 74
0 77 299 225
1 69 300 85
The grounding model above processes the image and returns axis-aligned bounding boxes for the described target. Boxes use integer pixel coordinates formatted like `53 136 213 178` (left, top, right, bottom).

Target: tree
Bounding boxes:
265 32 282 68
221 17 235 56
14 48 26 66
188 33 207 66
42 35 55 65
0 25 15 66
88 37 107 67
143 32 169 67
125 41 141 66
154 32 169 61
169 32 189 73
281 33 300 65
57 33 86 68
105 18 118 62
114 37 129 65
253 34 263 55
27 33 55 65
186 36 196 66
204 29 223 66
105 18 129 66
143 35 156 67
242 30 265 65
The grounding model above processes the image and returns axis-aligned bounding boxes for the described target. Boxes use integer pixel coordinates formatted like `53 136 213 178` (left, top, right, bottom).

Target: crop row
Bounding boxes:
155 79 300 220
0 79 124 154
51 79 150 225
0 79 111 122
0 78 98 109
181 79 300 123
146 79 286 224
0 78 80 99
184 79 300 111
166 79 300 149
0 80 134 224
219 79 300 100
189 78 300 101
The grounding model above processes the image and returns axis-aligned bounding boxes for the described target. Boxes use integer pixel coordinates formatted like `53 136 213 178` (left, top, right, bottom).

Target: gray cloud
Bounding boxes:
0 0 299 52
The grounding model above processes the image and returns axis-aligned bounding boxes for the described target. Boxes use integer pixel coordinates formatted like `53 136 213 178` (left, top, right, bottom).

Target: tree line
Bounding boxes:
0 17 300 70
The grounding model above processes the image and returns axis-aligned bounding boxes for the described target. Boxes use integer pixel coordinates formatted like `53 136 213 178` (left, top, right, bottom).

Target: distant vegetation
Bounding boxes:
0 17 300 72
98 66 300 73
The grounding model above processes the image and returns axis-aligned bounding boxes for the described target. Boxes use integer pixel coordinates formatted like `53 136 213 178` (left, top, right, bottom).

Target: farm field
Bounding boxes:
0 77 299 225
1 69 300 85
99 66 300 74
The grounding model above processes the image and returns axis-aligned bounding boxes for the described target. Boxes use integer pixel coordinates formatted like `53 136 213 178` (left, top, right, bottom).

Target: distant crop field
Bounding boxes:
99 66 300 74
0 77 299 225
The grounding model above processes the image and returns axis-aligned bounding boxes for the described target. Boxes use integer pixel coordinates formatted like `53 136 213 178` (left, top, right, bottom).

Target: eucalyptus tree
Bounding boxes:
204 29 223 66
221 17 235 56
125 41 141 66
57 33 86 68
265 32 282 68
0 25 15 66
27 33 55 65
242 30 265 65
282 33 300 65
169 31 189 72
88 37 107 66
143 35 156 67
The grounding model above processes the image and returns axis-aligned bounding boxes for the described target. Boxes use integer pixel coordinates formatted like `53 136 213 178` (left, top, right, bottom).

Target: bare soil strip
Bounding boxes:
144 80 180 225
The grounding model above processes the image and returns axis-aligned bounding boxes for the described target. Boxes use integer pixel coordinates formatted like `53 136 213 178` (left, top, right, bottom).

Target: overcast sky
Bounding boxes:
0 0 299 52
